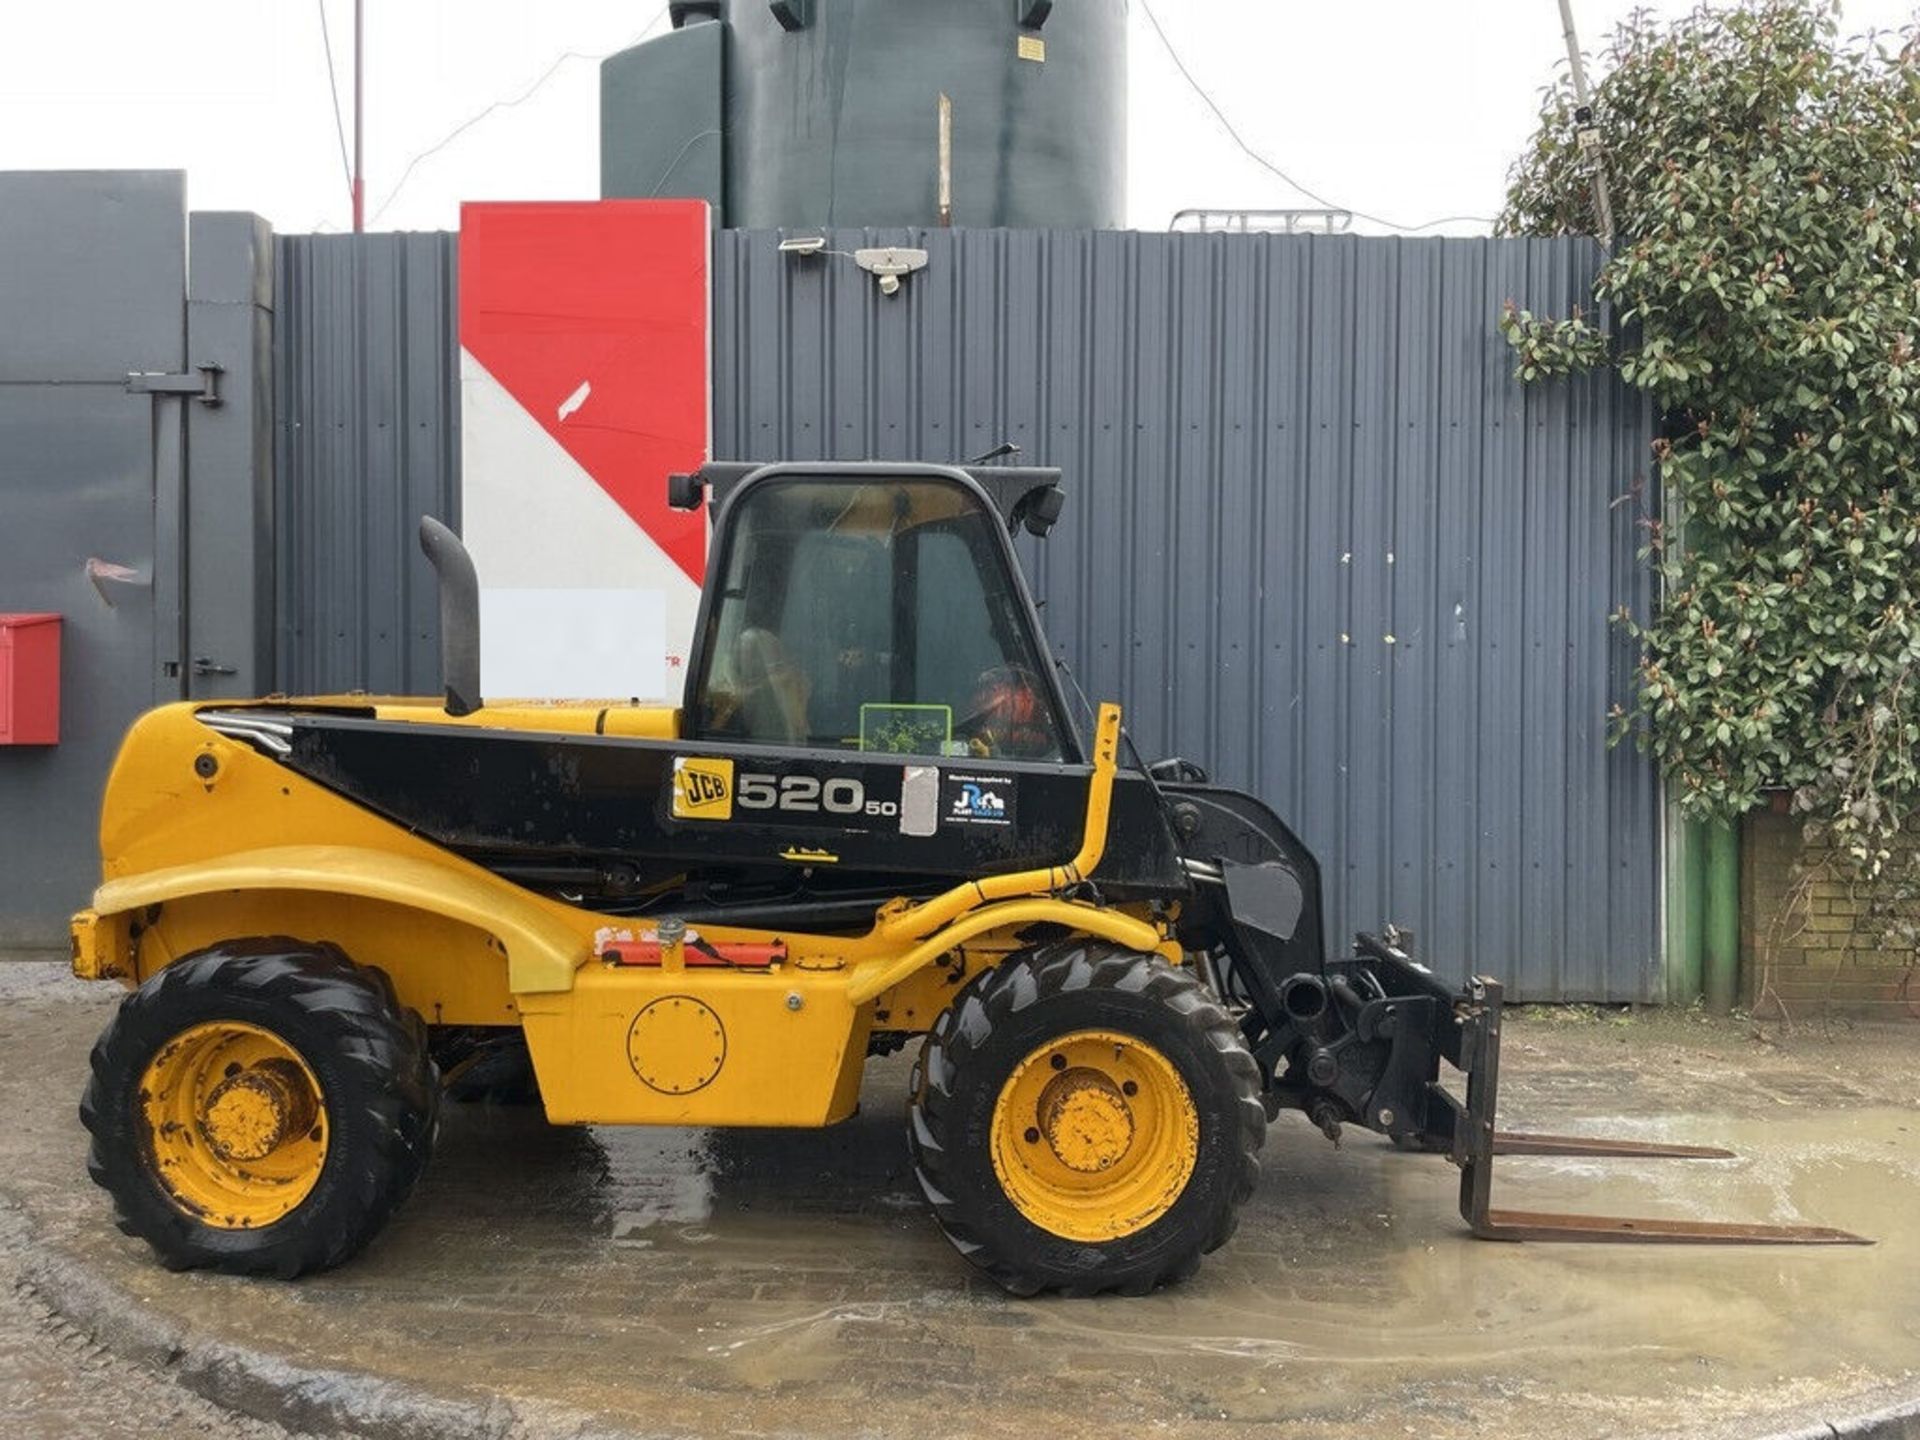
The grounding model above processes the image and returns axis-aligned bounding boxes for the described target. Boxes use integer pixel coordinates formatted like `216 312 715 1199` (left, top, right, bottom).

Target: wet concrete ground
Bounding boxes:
2 959 1916 1439
0 1256 293 1440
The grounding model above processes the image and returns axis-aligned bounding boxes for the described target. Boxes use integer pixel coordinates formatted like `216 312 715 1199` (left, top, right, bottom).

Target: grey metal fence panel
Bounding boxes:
273 233 460 696
711 229 1660 1001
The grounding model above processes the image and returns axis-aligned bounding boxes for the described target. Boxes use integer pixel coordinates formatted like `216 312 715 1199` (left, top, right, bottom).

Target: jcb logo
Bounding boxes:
672 757 735 820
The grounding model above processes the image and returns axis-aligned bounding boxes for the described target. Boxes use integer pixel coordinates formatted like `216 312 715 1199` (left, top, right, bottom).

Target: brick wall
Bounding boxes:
1741 805 1919 1019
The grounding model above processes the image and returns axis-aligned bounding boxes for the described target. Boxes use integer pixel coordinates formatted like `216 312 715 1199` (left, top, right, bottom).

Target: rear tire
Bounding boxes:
80 938 439 1278
908 941 1264 1296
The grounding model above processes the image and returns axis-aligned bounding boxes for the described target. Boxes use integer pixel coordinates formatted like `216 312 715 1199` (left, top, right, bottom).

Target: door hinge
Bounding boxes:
126 364 223 407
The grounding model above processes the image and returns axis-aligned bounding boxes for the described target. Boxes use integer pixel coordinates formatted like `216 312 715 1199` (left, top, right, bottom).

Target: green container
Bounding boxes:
603 0 1128 229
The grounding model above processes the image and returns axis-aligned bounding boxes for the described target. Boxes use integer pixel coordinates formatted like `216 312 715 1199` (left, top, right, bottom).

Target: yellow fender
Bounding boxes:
846 899 1161 1006
90 844 587 993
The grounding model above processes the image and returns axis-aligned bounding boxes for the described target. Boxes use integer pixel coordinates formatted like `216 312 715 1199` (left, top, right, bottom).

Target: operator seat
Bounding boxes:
733 626 811 743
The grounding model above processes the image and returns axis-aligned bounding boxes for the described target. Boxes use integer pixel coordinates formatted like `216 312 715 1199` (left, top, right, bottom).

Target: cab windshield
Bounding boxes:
692 477 1066 761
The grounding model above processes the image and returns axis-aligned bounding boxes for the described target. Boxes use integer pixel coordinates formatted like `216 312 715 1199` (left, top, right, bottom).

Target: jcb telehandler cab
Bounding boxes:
71 462 1862 1295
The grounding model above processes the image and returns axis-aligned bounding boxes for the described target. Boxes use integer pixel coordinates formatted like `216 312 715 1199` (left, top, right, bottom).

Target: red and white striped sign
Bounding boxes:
459 200 711 700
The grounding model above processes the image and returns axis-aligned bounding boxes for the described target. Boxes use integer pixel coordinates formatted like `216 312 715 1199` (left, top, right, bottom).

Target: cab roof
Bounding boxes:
668 461 1067 538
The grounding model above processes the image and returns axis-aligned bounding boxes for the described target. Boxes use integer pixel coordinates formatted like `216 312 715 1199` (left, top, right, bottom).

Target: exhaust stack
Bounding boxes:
417 516 481 717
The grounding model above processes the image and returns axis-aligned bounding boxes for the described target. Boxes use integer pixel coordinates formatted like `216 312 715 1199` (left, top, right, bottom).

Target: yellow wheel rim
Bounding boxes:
138 1021 329 1230
989 1029 1200 1242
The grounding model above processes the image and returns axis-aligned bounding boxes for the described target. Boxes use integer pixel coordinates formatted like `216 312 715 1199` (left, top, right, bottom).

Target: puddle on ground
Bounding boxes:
410 1095 1918 1436
603 1129 717 1244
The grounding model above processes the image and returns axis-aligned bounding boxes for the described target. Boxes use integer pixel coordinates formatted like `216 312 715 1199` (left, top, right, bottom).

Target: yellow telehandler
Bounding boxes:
70 462 1863 1294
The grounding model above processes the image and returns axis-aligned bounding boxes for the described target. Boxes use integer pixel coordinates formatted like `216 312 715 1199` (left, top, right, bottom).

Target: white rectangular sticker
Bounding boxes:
901 765 939 837
479 587 668 701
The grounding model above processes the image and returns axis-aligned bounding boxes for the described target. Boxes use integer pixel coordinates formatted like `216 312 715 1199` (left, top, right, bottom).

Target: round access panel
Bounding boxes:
627 996 727 1095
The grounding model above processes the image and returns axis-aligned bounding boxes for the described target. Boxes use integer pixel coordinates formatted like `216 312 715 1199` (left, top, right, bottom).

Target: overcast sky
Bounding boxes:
0 1 1912 237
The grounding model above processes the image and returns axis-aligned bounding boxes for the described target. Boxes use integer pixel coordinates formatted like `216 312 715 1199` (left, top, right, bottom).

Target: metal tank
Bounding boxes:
601 0 1127 229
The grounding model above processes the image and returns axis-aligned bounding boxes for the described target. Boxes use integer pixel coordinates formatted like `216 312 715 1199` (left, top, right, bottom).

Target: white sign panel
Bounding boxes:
479 588 668 702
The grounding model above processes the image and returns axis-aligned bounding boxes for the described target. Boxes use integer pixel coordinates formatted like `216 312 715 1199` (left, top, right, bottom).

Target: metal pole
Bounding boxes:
937 93 953 227
351 0 365 232
1703 819 1741 1015
1672 816 1707 1005
1555 0 1614 248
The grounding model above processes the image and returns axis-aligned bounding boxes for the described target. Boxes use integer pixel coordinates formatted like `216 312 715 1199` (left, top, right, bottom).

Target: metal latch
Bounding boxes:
126 364 223 408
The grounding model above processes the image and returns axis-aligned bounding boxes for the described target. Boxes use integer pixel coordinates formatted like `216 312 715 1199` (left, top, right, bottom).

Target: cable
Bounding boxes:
648 127 724 197
1135 0 1496 234
369 4 672 227
315 0 354 206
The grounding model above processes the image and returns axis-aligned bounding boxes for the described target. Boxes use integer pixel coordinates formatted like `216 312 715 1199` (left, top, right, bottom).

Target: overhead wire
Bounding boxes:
1134 0 1496 234
315 0 355 207
369 3 672 228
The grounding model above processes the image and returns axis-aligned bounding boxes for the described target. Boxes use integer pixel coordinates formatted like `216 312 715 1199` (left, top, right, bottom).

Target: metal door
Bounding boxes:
0 171 188 945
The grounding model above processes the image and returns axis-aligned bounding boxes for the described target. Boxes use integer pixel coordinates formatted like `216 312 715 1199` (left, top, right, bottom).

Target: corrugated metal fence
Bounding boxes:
274 233 461 695
713 230 1660 1001
274 228 1661 1001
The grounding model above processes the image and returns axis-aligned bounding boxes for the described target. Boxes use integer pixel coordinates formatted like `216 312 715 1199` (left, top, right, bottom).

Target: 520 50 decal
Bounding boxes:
736 773 898 819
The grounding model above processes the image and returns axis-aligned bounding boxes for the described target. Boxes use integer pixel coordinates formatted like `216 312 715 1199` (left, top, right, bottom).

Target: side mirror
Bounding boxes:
1021 485 1066 538
667 471 705 511
1004 483 1066 538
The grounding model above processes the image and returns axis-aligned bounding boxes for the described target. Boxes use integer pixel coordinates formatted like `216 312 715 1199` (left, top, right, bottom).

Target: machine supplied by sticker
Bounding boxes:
943 771 1016 827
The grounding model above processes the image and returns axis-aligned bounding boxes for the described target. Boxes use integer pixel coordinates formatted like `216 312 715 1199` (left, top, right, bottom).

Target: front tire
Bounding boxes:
80 938 438 1278
909 941 1265 1296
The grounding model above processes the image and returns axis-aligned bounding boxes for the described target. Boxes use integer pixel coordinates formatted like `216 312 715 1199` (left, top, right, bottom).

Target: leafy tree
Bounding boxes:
1500 0 1920 870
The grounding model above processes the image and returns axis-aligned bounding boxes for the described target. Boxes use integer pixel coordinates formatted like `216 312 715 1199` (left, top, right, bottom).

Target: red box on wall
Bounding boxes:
0 614 61 745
